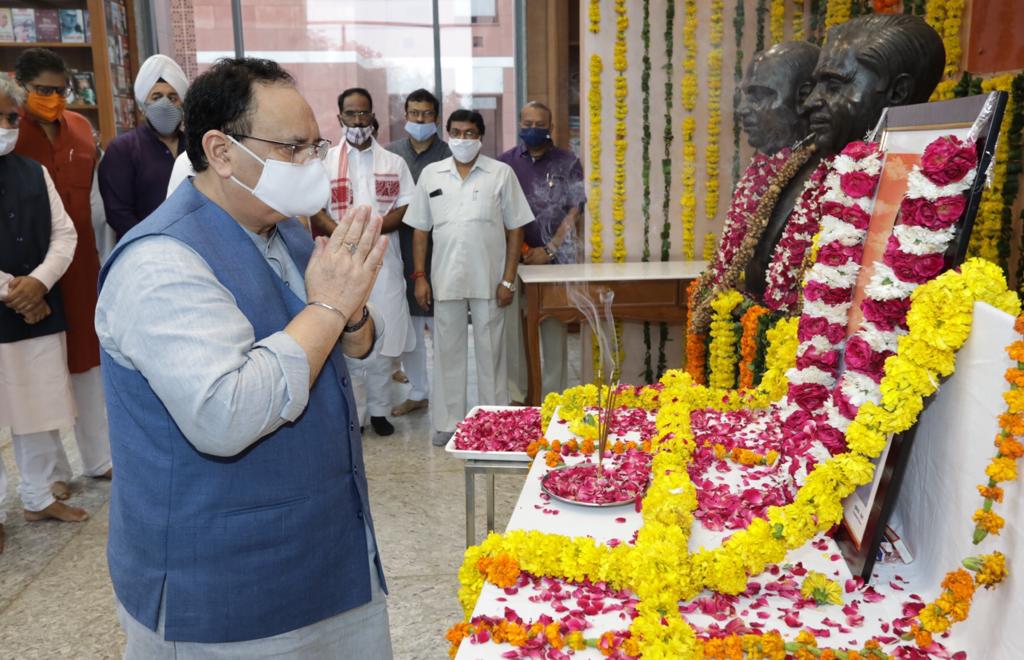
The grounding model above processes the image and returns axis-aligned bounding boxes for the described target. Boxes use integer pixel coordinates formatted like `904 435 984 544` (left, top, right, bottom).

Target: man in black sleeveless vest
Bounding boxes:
0 75 88 553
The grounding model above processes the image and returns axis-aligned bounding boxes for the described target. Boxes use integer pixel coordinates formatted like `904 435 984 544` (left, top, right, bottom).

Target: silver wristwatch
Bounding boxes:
501 280 516 293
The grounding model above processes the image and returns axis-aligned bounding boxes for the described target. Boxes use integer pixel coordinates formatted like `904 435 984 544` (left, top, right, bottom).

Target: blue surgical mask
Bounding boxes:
405 121 438 142
519 127 550 148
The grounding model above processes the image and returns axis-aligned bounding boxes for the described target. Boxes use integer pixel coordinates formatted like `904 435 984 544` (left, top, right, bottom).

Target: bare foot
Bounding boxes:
391 370 409 384
24 501 89 523
50 481 70 500
0 524 5 554
391 398 428 416
94 468 112 480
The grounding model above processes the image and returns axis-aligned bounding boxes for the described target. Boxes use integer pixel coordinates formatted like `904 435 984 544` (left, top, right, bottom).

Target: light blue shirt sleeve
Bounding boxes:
95 235 311 457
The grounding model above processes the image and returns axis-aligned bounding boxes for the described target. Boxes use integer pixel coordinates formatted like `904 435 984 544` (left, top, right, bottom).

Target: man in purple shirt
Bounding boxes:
498 101 585 400
98 55 188 240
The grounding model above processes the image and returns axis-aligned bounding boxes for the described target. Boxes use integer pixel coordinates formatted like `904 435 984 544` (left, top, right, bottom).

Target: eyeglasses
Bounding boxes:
230 134 332 163
0 113 19 128
406 109 436 120
26 83 70 98
340 110 373 120
448 128 481 140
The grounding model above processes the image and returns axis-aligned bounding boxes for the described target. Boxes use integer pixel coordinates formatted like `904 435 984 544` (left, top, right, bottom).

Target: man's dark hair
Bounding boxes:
184 57 294 173
446 109 485 136
828 13 944 104
338 87 372 112
14 48 67 84
405 88 439 115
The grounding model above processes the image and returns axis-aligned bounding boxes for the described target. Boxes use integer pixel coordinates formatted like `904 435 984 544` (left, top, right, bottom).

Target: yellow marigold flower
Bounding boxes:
965 551 1009 589
912 623 933 649
919 604 951 633
997 436 1024 459
986 456 1017 482
999 411 1024 435
1005 367 1024 388
801 571 843 605
1004 388 1024 412
476 553 521 588
1008 340 1024 363
977 484 1005 502
941 568 976 602
974 508 1006 534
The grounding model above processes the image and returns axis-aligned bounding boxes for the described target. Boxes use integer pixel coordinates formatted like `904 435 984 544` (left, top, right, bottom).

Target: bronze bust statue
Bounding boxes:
691 41 820 333
736 41 819 156
743 14 945 304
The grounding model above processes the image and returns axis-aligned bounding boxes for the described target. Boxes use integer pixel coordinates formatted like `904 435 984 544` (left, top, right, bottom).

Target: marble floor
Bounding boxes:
0 330 581 659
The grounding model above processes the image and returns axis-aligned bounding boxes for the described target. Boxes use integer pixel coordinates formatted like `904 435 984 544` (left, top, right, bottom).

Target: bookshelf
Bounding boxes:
0 0 139 147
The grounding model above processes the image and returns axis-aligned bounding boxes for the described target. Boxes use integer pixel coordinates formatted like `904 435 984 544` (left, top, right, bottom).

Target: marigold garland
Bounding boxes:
792 0 805 40
612 0 628 266
641 0 653 382
972 311 1024 544
708 290 745 389
739 305 771 389
731 0 745 188
705 0 724 228
755 0 768 51
686 280 709 385
588 0 600 33
824 0 852 30
681 0 698 259
588 55 604 264
769 0 786 45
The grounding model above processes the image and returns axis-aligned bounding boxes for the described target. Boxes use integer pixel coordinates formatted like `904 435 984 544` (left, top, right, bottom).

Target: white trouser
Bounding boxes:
346 343 396 424
12 429 64 512
401 316 434 402
432 298 508 434
53 366 112 481
506 289 569 401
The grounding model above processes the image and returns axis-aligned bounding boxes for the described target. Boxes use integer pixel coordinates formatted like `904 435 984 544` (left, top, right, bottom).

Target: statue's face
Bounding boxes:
736 56 807 155
801 39 888 155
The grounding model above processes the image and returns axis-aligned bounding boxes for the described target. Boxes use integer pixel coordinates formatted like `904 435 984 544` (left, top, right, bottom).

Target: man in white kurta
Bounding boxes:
0 79 89 545
315 88 415 436
403 110 534 446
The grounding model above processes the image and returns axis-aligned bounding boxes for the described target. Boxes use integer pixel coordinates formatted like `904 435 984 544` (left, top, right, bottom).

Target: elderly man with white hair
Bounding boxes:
0 75 89 550
98 54 189 240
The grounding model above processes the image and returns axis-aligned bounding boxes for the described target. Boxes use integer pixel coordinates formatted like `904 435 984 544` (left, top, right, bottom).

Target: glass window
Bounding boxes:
438 0 517 158
187 0 519 155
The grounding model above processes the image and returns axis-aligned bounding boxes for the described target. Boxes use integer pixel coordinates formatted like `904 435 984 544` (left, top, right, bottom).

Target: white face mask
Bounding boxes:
0 127 18 157
227 135 330 218
449 137 482 164
345 125 374 146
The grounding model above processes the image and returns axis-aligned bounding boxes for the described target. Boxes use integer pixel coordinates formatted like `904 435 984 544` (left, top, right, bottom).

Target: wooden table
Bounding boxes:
517 261 706 405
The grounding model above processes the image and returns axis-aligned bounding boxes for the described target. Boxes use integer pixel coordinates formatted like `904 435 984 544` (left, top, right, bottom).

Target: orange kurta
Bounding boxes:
15 110 101 374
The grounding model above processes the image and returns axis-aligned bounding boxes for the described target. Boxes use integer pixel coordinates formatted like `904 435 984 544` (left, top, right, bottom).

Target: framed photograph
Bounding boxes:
0 9 14 42
836 92 1009 580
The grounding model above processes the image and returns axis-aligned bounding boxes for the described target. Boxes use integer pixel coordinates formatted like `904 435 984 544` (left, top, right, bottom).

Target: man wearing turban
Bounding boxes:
99 54 189 240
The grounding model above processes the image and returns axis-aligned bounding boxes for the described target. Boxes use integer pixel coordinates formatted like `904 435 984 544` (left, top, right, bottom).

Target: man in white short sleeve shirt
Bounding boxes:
403 109 534 446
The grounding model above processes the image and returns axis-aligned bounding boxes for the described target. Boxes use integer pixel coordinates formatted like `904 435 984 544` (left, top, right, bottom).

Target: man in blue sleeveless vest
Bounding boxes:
95 58 393 657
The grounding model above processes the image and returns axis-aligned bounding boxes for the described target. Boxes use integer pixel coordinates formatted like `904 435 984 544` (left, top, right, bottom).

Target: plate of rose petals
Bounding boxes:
540 450 651 507
445 406 542 462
